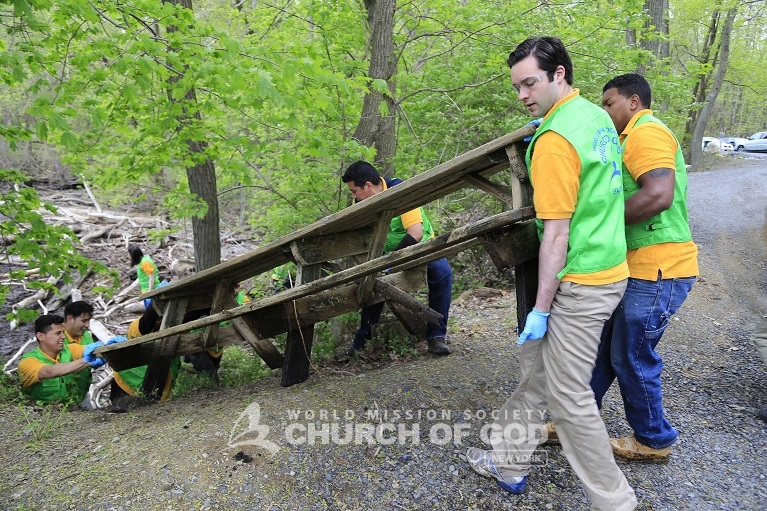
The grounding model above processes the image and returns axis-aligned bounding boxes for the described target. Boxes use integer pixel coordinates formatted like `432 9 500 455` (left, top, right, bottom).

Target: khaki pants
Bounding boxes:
491 280 637 511
753 318 767 368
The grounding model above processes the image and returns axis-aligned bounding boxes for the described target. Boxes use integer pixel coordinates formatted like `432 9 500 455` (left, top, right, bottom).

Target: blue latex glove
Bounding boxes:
522 118 542 142
106 335 127 345
144 281 169 309
83 341 106 367
517 308 550 345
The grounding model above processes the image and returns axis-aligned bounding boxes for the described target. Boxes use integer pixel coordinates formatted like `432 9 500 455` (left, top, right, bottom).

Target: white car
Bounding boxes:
725 136 750 151
702 137 733 152
743 131 767 151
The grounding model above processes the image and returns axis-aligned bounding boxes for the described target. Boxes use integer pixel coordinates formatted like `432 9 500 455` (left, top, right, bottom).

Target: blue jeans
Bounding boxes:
353 257 452 348
591 273 695 449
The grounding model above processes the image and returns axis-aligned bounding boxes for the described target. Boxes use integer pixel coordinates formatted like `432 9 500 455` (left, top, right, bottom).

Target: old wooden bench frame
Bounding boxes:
96 123 540 392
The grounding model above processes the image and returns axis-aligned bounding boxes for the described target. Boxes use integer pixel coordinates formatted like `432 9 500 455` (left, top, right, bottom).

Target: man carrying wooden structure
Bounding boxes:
334 161 453 360
95 122 541 392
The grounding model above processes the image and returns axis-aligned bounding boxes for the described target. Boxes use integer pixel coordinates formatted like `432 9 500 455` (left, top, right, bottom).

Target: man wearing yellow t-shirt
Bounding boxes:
18 314 105 404
594 73 698 461
465 37 636 510
334 161 453 359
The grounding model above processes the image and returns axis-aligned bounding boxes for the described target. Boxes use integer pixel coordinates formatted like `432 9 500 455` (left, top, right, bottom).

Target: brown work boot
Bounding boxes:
540 422 559 445
427 337 451 356
610 435 670 462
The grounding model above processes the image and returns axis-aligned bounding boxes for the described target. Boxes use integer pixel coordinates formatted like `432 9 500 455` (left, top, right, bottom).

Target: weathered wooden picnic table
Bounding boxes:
96 123 540 393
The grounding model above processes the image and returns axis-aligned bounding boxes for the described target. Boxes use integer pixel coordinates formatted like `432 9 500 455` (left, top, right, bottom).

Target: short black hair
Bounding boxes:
507 36 573 86
603 73 652 108
128 245 144 266
64 300 93 320
35 314 64 335
341 161 382 189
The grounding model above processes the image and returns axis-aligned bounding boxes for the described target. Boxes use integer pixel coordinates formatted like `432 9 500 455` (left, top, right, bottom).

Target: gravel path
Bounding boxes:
1 156 766 511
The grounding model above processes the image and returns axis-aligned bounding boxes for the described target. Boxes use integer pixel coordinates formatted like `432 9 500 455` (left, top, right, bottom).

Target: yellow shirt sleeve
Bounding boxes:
140 260 156 275
127 318 141 339
18 356 45 387
69 343 85 359
622 120 678 180
530 130 581 220
399 208 424 230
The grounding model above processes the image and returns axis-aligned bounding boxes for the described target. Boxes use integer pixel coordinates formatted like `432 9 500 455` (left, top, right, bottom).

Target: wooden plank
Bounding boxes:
515 260 538 333
505 141 538 332
96 207 536 363
478 221 539 271
357 210 395 304
281 263 321 387
202 279 231 348
506 143 534 209
141 297 188 399
103 270 426 371
391 239 478 272
230 317 284 369
378 279 442 340
140 126 534 301
291 227 373 265
461 173 514 206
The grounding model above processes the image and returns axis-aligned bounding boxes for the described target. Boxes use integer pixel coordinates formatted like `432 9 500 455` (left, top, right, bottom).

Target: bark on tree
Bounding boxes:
684 10 722 154
689 8 737 169
636 0 670 75
163 0 222 271
351 0 397 177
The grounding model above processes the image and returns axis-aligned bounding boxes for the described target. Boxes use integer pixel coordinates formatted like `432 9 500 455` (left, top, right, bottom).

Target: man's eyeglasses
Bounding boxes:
512 71 548 94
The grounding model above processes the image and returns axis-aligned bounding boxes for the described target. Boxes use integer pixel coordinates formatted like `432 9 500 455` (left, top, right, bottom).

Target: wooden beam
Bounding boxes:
96 207 535 362
505 142 533 210
281 263 321 387
357 210 395 304
230 317 284 369
378 279 442 340
461 173 514 206
290 227 374 265
478 221 539 271
141 297 188 399
202 279 232 348
505 141 538 333
139 126 534 301
103 270 426 371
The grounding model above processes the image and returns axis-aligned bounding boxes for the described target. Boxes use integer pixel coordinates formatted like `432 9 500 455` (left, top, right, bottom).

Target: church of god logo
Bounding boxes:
228 402 280 454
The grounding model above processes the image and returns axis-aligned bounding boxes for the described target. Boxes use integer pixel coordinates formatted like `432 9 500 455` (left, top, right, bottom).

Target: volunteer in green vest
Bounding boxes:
465 36 636 510
129 245 161 309
63 300 96 397
592 73 698 461
18 314 105 404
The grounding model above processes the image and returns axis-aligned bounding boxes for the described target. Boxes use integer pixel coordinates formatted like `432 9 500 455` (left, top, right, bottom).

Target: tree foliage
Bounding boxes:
1 0 766 318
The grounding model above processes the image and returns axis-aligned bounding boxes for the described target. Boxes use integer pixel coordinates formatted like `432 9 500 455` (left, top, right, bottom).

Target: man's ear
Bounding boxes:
35 332 45 342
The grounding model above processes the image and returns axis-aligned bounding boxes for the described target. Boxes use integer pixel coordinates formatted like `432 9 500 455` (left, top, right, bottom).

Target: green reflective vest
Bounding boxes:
137 255 160 292
622 114 693 249
21 347 86 403
526 95 627 278
384 178 434 253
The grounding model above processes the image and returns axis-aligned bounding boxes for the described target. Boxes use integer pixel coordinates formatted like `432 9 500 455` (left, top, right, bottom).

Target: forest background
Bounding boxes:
0 0 765 323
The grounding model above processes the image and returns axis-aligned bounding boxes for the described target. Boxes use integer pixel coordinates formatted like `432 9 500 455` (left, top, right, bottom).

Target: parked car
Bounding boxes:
702 137 733 152
725 136 750 151
743 131 767 151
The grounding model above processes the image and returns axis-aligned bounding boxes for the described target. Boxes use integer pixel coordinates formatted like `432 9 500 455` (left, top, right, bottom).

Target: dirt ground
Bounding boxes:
1 154 766 511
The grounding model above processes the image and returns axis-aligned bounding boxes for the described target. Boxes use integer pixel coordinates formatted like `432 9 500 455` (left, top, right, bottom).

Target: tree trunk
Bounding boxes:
163 0 222 271
689 8 737 169
351 0 397 177
636 0 670 75
683 10 721 154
